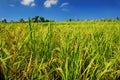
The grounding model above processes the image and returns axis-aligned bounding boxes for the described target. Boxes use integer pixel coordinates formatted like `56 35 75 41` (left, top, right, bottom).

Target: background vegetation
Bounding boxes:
0 16 120 23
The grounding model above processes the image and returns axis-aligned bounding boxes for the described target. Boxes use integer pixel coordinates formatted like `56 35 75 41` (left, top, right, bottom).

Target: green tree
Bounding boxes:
45 19 50 22
31 16 39 23
10 20 14 23
100 18 105 22
2 19 7 23
32 18 36 23
116 16 120 21
35 16 39 22
69 18 72 22
20 18 25 23
106 17 111 22
40 16 45 22
66 18 72 22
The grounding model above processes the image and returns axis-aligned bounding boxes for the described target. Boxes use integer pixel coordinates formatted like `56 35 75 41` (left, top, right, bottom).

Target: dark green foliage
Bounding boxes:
2 19 7 23
116 16 120 21
19 18 25 23
40 16 45 22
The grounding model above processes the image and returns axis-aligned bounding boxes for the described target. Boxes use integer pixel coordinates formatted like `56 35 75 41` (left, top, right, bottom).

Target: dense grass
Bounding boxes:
0 21 120 80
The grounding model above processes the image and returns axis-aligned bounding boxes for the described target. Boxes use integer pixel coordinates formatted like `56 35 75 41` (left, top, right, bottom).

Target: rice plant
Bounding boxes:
0 21 120 80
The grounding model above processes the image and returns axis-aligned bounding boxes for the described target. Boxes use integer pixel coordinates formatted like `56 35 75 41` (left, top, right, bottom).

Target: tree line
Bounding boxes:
19 16 55 23
0 16 120 23
66 16 120 22
0 16 55 23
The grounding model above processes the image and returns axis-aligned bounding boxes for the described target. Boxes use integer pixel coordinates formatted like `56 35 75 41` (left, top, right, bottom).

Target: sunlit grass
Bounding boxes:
0 21 120 80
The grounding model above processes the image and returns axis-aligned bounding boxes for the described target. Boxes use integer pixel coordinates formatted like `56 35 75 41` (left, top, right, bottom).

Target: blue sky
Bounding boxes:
0 0 120 21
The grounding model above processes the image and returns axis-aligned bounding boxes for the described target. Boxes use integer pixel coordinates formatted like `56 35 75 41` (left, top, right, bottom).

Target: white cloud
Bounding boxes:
31 3 35 7
21 0 35 7
60 2 70 12
44 0 58 8
60 2 69 7
9 4 15 7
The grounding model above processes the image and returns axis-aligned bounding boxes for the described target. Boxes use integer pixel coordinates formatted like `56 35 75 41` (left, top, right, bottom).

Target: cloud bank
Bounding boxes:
44 0 58 8
21 0 35 7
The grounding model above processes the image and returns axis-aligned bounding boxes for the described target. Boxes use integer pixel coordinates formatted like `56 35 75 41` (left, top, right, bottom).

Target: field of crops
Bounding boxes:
0 21 120 80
